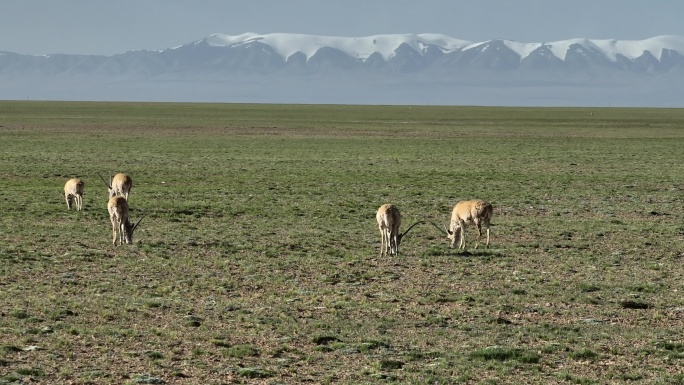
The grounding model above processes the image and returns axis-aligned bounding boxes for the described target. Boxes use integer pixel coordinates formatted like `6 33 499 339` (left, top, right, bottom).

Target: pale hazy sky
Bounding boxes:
3 0 684 55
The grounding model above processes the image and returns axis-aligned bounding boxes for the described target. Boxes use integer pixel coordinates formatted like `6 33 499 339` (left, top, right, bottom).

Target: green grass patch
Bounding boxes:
656 342 684 359
470 346 541 363
569 348 600 361
1 101 683 384
237 367 274 379
222 344 259 358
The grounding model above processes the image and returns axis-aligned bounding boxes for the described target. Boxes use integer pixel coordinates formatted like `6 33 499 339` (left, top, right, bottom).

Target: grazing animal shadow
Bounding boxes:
454 249 505 258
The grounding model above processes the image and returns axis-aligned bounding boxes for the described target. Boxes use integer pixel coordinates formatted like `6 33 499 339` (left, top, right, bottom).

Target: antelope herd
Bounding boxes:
64 173 491 252
64 172 144 246
377 199 494 255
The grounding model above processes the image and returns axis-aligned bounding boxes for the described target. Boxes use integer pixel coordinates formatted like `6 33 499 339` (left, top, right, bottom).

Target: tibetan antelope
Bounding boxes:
107 196 145 246
376 204 424 257
99 173 132 200
431 200 493 251
64 178 84 211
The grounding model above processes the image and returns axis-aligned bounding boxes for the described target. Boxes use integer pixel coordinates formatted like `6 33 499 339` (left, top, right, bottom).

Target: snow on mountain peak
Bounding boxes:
199 33 684 64
536 35 684 61
202 32 472 61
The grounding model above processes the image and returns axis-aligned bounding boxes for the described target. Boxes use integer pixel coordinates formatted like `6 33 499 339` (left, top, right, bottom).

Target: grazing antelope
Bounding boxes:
64 178 84 211
99 173 132 200
107 196 145 246
431 200 493 250
376 204 424 257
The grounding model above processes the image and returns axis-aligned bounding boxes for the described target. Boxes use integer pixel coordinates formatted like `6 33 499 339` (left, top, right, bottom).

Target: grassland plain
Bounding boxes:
0 101 683 384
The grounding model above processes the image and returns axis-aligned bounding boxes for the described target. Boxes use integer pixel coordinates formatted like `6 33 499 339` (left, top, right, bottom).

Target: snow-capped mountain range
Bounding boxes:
200 32 684 63
200 33 473 61
2 33 684 106
167 33 684 74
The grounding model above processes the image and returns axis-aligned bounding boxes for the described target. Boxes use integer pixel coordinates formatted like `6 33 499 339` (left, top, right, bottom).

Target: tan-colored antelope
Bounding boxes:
376 204 424 257
99 173 132 200
431 200 493 250
64 178 84 211
107 196 145 246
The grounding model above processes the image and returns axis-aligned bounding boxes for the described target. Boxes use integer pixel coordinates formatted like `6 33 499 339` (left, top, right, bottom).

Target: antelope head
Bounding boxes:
428 220 459 245
124 214 147 244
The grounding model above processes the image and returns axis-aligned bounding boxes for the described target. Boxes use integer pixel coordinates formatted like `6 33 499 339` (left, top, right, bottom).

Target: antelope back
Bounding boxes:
112 173 132 192
64 178 84 195
107 196 129 220
376 204 401 231
452 200 492 225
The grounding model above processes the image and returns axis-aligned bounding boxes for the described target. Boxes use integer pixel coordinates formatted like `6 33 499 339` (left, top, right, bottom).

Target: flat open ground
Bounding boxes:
1 102 683 384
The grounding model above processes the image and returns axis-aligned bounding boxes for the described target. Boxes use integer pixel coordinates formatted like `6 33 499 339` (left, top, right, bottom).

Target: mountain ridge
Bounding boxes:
2 33 684 106
190 33 684 63
2 33 683 76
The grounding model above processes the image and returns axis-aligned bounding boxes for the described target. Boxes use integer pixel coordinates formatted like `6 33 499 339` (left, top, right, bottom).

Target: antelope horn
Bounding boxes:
399 221 425 239
97 172 111 188
132 213 148 230
428 221 449 235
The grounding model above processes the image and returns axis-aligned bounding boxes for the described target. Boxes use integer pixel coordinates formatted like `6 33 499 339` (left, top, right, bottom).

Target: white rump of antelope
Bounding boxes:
376 204 424 257
99 173 132 200
107 196 145 246
64 178 84 211
431 199 493 250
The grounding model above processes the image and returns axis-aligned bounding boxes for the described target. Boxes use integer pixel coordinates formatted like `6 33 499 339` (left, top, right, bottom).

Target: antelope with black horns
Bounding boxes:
376 204 424 257
99 172 132 200
429 199 493 251
107 196 145 246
